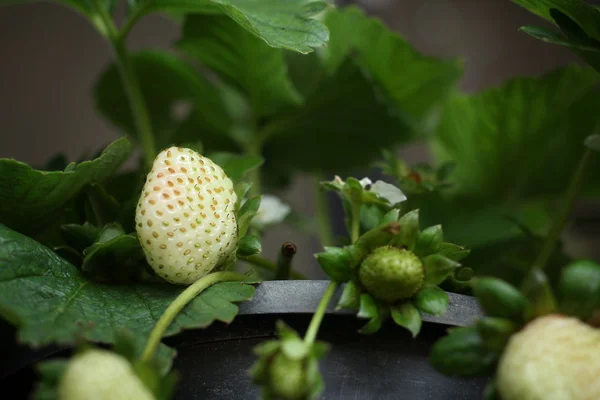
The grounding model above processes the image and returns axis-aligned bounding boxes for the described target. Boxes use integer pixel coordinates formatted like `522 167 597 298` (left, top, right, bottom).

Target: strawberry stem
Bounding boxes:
533 147 593 271
141 271 249 362
304 281 339 345
240 254 306 280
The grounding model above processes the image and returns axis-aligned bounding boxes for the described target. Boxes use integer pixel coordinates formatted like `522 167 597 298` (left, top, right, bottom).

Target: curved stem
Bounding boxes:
240 254 306 280
141 271 248 362
303 281 339 345
533 148 592 271
315 175 335 246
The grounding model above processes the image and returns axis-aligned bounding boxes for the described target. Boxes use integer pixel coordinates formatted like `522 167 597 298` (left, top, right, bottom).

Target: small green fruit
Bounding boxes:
58 349 154 400
358 246 424 303
269 353 307 400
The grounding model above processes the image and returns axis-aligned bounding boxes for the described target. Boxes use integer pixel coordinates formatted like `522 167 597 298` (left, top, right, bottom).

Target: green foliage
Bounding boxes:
0 224 256 372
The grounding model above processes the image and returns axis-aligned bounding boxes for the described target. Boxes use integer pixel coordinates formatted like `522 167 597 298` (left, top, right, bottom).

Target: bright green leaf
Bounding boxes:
237 196 261 237
128 0 330 54
423 254 460 286
315 246 352 282
414 224 443 257
177 14 302 117
237 234 262 257
323 6 463 123
390 209 420 250
432 66 600 200
413 286 449 316
336 281 361 310
390 302 422 338
0 138 132 234
0 225 256 372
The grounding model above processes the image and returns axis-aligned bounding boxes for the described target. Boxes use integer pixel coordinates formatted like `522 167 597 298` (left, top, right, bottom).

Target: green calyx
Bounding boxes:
269 353 309 400
358 246 424 303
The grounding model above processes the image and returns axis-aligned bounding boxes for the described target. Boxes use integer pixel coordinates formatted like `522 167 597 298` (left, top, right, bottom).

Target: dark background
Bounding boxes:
1 0 598 277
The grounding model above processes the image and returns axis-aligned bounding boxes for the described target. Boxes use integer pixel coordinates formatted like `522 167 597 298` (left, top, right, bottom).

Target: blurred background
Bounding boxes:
1 0 599 277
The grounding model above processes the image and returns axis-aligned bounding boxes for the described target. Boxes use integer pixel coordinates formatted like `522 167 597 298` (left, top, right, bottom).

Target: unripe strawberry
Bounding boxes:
358 246 424 303
269 353 308 400
136 147 238 285
58 349 154 400
496 314 600 400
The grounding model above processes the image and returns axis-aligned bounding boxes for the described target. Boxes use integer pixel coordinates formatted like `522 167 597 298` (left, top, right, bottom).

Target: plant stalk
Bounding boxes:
303 281 339 345
141 271 248 362
533 148 592 271
275 242 297 280
240 254 306 280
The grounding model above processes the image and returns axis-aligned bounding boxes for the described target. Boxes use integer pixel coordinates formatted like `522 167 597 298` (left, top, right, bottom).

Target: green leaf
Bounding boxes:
390 302 422 337
423 254 460 286
558 259 600 319
429 326 499 377
0 225 256 372
60 222 101 252
511 0 600 41
476 317 518 353
431 66 600 200
177 14 302 117
472 277 530 321
84 183 121 227
438 242 470 262
0 138 132 234
347 221 401 267
33 359 69 400
95 51 234 151
315 246 352 282
520 267 557 319
263 57 411 174
323 6 463 122
356 293 386 334
81 226 144 282
237 234 262 257
390 209 420 250
237 195 261 237
413 286 449 316
129 0 330 54
207 152 264 183
336 281 361 310
414 225 443 257
519 25 600 51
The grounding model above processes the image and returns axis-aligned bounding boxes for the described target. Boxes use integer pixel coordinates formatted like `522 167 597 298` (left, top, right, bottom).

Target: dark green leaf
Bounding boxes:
207 152 264 183
315 246 352 282
60 222 101 252
129 0 329 54
95 51 234 151
390 302 422 337
413 286 449 316
472 277 530 320
414 225 443 257
511 0 600 41
324 6 463 122
390 209 420 250
237 234 262 257
423 254 460 286
476 317 517 352
84 183 121 226
336 281 361 310
0 225 255 372
0 138 132 234
438 242 470 262
237 196 261 237
234 181 252 211
520 267 557 319
519 25 600 51
432 66 600 200
558 259 600 319
347 221 401 267
178 15 302 117
430 326 499 377
263 57 411 174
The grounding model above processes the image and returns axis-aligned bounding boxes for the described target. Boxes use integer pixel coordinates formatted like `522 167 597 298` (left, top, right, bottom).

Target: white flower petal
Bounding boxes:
371 181 407 205
251 195 291 228
359 177 373 188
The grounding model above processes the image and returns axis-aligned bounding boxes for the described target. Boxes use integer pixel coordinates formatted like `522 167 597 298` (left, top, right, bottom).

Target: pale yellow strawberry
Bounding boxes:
136 147 238 285
58 349 154 400
496 314 600 400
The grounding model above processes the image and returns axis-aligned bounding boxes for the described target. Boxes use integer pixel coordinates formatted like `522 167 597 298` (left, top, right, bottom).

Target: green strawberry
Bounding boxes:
58 349 154 400
136 147 238 285
358 245 424 303
496 314 600 400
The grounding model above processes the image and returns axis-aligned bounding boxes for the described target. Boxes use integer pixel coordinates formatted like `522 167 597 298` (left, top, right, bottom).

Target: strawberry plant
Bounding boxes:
1 0 600 399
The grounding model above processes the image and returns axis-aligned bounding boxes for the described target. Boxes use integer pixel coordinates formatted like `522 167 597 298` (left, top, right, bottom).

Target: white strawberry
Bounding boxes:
58 349 154 400
496 314 600 400
135 147 238 285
